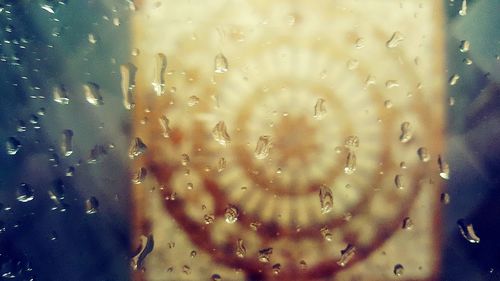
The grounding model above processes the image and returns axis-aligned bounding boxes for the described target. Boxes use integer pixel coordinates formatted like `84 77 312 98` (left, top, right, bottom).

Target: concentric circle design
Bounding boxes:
132 1 442 280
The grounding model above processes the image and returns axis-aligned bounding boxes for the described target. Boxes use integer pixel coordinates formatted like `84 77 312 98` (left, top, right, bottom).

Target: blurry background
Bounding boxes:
0 0 498 280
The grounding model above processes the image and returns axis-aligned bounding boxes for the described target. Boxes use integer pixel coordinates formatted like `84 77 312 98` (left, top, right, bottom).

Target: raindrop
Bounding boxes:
211 274 222 281
159 115 172 138
457 219 480 243
187 95 200 106
394 264 405 276
120 63 136 110
344 136 359 150
17 120 27 133
152 53 167 96
53 84 69 104
417 147 430 162
320 226 333 241
204 214 215 224
131 234 154 271
395 175 405 189
16 183 34 202
463 58 473 65
337 244 356 267
386 31 404 48
384 100 393 109
459 0 467 16
88 33 97 44
299 260 308 270
61 129 73 157
449 74 460 86
212 121 231 145
399 122 412 143
214 53 228 73
438 155 450 180
132 167 147 184
85 197 99 214
217 157 226 173
258 248 273 263
128 137 147 159
131 48 140 56
190 250 197 258
66 166 75 177
181 154 190 166
224 205 239 224
182 265 191 275
254 136 272 160
235 239 246 258
313 98 327 120
83 82 103 106
6 137 21 155
344 152 357 175
459 40 470 53
402 217 414 230
272 263 281 275
440 192 450 204
40 3 55 13
319 185 334 214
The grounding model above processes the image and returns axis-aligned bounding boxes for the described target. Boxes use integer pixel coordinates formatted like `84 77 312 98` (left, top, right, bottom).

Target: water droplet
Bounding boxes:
459 40 470 53
16 183 34 202
319 185 334 214
337 244 356 267
85 197 99 214
299 260 308 270
132 167 147 184
6 137 21 155
16 120 27 133
131 48 140 56
53 85 69 104
463 58 473 65
417 147 430 162
402 217 414 230
258 248 273 263
344 136 359 150
354 38 365 49
459 0 467 16
40 3 55 13
66 166 75 177
204 214 215 224
61 130 73 156
224 205 239 224
182 265 191 275
211 273 222 281
255 136 272 160
385 80 399 88
190 250 197 258
399 122 412 143
346 59 359 70
438 155 450 180
120 63 136 110
344 152 357 175
313 98 327 120
457 219 480 243
384 100 393 109
395 175 405 189
214 53 228 73
320 226 333 241
187 95 200 106
83 82 103 106
181 154 190 166
440 192 450 204
217 157 226 173
386 32 404 48
212 121 231 145
272 263 281 275
235 239 246 258
152 53 167 96
394 264 405 276
131 234 154 271
128 137 147 159
88 33 97 44
449 74 460 86
158 115 172 138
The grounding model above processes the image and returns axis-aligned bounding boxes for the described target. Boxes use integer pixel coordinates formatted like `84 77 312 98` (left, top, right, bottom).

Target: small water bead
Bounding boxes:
83 82 103 106
182 265 191 275
399 122 412 143
120 63 136 110
152 53 167 96
344 136 359 150
85 197 99 214
128 137 147 159
16 183 34 202
463 58 473 65
181 154 190 166
158 115 172 138
386 31 404 48
384 100 393 109
272 263 281 275
346 59 359 70
459 0 467 16
394 175 405 189
319 184 334 214
214 53 228 73
258 248 273 263
337 244 356 267
320 226 333 241
299 260 308 270
88 33 97 44
66 166 75 177
344 152 357 175
6 137 21 155
385 80 399 88
440 192 450 204
131 235 154 271
354 37 365 49
254 136 272 160
190 250 197 258
204 214 215 224
224 205 239 224
61 129 73 156
457 219 480 243
187 95 200 106
235 239 246 258
449 74 460 86
212 121 231 145
313 98 327 120
53 84 69 104
17 120 27 133
417 147 431 162
217 157 226 173
131 48 140 56
186 183 194 190
132 167 147 184
459 40 470 53
438 155 450 180
402 217 414 230
394 264 405 276
211 274 222 281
